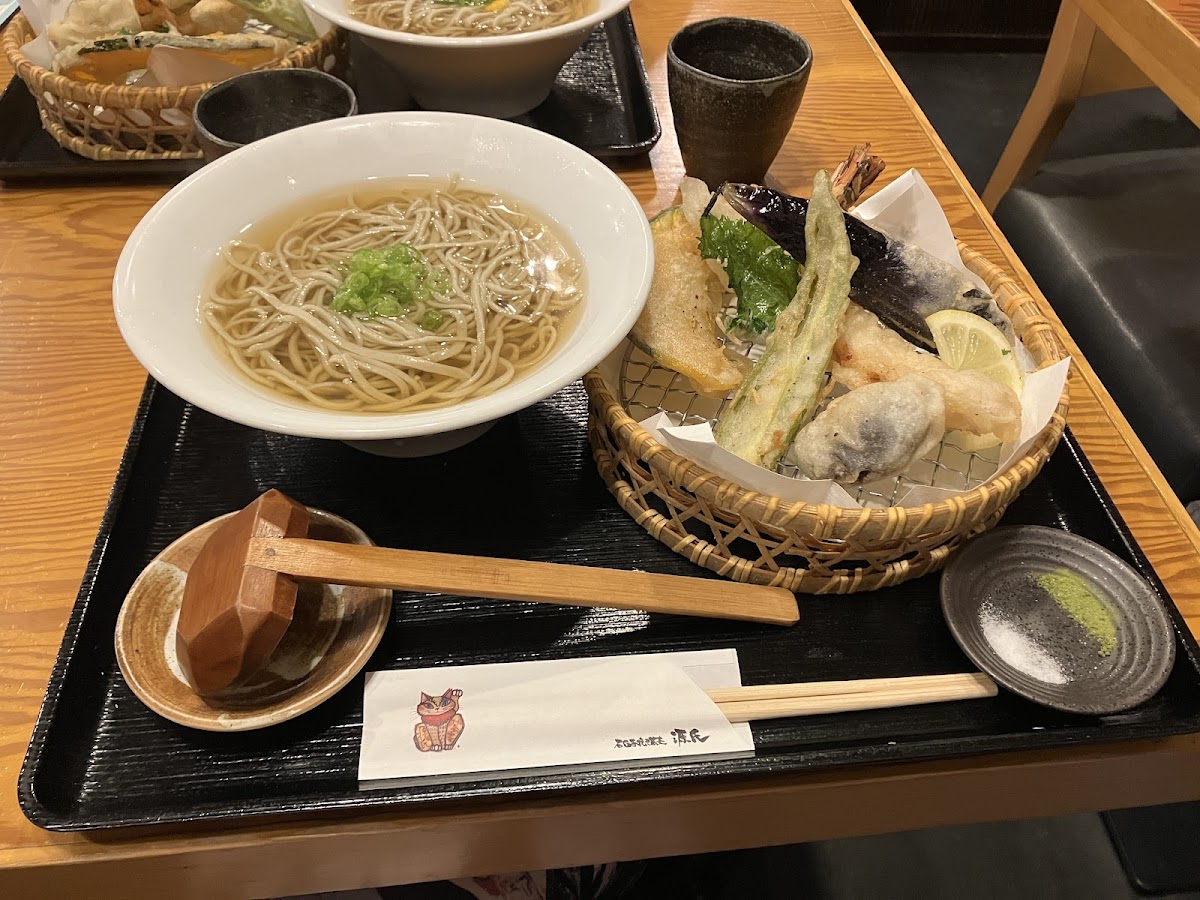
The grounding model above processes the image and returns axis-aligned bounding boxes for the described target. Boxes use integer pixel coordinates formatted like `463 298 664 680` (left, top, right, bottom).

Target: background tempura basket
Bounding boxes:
4 13 348 161
585 242 1071 594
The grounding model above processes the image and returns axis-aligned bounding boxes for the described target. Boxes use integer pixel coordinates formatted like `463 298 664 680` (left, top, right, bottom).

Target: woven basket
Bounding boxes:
3 13 348 161
585 242 1071 594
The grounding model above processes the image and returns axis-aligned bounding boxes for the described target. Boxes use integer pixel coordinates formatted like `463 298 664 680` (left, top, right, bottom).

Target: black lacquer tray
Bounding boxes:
0 11 659 183
18 379 1200 830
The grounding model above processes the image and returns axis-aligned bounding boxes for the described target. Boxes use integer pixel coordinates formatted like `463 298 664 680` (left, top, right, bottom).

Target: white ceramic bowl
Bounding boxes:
113 112 653 450
299 0 632 117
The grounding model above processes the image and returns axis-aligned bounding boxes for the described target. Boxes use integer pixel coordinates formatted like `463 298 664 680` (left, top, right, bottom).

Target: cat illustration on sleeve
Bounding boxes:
414 688 464 752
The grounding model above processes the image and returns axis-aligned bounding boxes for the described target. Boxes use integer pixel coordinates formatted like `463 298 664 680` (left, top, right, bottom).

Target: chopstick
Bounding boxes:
706 673 997 723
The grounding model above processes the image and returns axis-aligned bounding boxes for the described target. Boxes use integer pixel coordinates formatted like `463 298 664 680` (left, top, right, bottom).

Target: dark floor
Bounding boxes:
299 812 1200 899
624 813 1200 899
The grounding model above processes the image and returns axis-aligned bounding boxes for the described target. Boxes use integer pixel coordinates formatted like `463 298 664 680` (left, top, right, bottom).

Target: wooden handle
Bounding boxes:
708 673 997 723
249 537 799 626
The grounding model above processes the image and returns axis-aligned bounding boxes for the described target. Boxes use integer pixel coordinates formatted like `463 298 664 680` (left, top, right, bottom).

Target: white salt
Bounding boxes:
978 603 1068 685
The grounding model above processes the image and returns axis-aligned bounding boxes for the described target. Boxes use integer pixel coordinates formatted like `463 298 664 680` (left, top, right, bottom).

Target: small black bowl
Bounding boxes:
194 69 358 161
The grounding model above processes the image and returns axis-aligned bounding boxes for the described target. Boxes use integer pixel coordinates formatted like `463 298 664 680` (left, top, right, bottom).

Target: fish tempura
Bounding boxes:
792 375 946 483
832 304 1021 441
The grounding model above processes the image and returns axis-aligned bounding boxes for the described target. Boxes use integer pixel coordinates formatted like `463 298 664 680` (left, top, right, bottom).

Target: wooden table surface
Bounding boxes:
3 0 1200 895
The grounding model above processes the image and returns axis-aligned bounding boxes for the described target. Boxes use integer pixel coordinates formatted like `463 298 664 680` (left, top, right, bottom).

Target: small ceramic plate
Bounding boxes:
941 525 1176 715
115 508 391 731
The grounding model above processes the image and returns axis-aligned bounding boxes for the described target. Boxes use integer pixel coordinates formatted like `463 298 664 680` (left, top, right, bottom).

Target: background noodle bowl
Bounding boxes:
346 0 593 38
203 181 584 414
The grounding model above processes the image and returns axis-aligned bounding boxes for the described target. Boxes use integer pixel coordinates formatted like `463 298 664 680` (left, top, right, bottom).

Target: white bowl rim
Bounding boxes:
113 110 653 441
298 0 631 48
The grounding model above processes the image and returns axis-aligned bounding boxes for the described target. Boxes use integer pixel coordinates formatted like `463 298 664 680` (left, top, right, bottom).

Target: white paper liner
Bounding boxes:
609 169 1071 510
852 169 992 294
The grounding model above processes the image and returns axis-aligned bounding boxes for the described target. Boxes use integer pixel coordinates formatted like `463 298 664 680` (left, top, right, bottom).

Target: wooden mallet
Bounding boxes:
177 490 800 696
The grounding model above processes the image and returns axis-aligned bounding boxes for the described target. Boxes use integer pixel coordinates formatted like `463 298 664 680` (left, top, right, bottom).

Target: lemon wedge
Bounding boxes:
927 309 1024 393
927 309 1024 451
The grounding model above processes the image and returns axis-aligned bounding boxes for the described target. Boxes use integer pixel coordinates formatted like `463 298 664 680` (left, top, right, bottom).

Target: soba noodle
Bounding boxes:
203 181 583 413
346 0 591 38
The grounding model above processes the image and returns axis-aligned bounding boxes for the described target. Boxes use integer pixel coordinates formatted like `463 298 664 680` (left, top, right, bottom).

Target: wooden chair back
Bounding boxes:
982 0 1153 210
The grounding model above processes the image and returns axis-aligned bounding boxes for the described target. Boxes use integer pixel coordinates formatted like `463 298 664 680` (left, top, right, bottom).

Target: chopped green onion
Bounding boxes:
419 309 446 331
331 244 448 319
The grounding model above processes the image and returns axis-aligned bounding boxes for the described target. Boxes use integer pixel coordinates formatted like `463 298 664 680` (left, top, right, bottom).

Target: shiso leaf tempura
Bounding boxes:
699 215 802 340
714 170 858 468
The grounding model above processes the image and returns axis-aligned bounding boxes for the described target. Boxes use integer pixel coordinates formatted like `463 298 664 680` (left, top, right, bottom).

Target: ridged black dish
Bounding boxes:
0 12 659 183
18 379 1200 830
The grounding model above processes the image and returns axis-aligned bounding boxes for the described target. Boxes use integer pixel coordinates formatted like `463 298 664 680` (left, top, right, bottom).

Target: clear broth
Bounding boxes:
203 179 585 415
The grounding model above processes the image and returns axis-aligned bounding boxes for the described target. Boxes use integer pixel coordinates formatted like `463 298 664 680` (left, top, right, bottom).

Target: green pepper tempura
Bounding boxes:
331 244 449 326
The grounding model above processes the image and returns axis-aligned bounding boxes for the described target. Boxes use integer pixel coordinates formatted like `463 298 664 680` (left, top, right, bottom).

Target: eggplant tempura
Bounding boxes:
720 183 1014 350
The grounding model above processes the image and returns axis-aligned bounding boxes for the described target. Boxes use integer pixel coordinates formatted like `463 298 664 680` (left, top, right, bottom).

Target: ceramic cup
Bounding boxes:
667 18 813 188
193 69 358 162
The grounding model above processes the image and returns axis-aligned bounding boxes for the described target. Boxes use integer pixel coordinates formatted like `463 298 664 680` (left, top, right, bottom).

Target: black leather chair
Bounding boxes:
992 120 1200 897
994 147 1200 503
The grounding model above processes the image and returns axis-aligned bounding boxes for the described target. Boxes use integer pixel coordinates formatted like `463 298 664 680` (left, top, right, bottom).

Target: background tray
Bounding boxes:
18 378 1200 831
0 12 659 183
